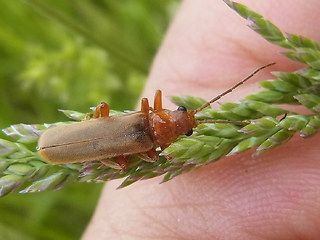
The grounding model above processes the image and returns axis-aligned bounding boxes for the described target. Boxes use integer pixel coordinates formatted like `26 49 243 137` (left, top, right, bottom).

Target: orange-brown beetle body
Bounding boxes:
38 113 154 164
38 90 197 169
38 63 274 169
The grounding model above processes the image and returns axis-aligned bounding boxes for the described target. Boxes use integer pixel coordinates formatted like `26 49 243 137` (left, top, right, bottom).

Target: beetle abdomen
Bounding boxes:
38 113 153 164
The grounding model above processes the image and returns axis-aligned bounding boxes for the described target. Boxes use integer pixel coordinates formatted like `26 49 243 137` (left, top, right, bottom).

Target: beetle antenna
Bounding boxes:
196 120 249 126
195 62 276 113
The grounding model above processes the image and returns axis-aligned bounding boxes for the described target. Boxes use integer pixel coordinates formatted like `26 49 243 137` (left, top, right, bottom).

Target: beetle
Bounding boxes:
38 63 275 170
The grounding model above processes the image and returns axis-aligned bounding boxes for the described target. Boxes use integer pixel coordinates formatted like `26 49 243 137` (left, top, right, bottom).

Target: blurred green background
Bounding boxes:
0 0 178 239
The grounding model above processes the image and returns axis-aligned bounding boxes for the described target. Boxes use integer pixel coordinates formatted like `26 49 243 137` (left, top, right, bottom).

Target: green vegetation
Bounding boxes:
0 1 177 239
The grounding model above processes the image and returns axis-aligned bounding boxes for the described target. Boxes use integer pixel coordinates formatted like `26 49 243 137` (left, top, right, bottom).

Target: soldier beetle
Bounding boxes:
38 63 275 170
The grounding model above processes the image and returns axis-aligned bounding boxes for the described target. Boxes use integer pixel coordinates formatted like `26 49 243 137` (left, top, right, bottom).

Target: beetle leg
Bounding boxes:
100 159 122 170
85 112 94 120
94 102 110 118
141 98 150 115
114 156 127 171
160 143 170 151
154 89 162 111
137 148 158 162
146 148 159 162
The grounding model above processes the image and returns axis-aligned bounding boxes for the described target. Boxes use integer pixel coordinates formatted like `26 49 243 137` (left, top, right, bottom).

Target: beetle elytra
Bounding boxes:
38 63 275 170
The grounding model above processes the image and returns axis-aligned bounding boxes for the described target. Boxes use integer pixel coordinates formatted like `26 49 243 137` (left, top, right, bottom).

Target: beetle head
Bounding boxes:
149 107 196 149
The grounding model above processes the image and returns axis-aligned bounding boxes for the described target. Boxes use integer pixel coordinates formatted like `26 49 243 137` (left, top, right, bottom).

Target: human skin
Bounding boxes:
83 0 320 239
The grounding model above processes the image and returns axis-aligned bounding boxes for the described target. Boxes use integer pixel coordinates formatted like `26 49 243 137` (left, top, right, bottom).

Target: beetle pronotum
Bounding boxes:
38 63 275 170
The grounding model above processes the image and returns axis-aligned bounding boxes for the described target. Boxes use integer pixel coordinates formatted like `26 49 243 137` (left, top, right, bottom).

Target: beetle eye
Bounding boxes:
185 129 193 136
178 106 187 111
